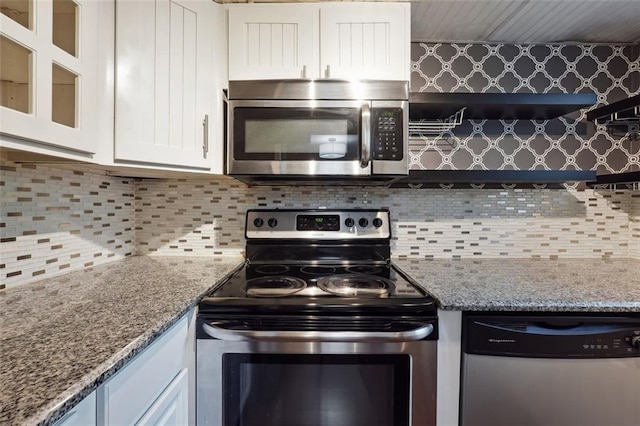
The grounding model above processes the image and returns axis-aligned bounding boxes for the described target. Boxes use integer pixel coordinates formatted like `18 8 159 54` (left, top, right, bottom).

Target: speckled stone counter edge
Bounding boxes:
38 306 191 426
31 263 243 426
433 301 640 312
392 258 640 314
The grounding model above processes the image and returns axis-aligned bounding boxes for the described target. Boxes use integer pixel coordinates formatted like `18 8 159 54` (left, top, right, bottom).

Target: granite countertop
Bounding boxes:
2 256 640 425
0 255 244 426
393 257 640 312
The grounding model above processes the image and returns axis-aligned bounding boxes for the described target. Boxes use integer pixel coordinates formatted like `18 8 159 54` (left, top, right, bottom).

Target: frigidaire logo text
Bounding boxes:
488 339 516 343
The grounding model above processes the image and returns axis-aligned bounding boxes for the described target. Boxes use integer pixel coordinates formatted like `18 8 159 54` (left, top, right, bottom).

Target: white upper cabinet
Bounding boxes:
0 0 101 154
320 3 410 81
228 2 410 81
115 0 215 169
228 4 318 80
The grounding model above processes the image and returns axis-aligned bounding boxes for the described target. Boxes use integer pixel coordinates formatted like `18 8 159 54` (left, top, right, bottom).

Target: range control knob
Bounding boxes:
631 335 640 350
358 218 369 228
267 218 278 228
372 218 383 228
253 218 264 228
345 217 355 228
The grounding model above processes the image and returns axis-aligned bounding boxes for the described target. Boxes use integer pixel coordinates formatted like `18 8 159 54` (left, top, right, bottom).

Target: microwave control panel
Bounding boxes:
372 107 404 160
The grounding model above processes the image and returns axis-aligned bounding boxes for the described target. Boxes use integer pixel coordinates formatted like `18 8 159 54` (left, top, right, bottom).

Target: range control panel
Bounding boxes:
246 209 390 240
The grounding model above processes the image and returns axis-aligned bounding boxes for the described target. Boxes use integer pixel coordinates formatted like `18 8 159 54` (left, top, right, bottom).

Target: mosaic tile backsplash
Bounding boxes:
1 162 638 288
632 192 640 259
1 160 135 289
134 177 636 261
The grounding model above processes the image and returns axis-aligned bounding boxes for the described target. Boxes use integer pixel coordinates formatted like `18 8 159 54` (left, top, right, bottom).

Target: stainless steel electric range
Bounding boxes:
197 209 438 426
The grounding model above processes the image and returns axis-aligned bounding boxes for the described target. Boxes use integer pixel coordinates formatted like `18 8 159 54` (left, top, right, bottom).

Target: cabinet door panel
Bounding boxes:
115 0 211 168
320 3 410 81
180 8 198 151
136 369 189 426
154 0 171 149
115 0 154 152
228 4 319 80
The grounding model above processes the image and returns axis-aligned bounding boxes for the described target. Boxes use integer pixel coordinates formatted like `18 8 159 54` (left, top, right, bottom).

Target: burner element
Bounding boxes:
254 264 290 275
318 274 395 298
245 276 306 297
345 265 383 275
300 266 338 275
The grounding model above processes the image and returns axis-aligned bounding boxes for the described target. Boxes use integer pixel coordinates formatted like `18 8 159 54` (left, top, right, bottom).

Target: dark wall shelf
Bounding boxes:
588 172 640 186
409 92 597 120
390 170 597 187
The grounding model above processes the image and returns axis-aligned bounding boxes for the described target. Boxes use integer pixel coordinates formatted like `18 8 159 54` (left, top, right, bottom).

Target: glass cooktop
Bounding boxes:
210 263 427 299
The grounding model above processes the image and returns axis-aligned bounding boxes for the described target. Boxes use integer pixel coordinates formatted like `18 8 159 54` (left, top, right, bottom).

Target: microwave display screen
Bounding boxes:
233 107 360 161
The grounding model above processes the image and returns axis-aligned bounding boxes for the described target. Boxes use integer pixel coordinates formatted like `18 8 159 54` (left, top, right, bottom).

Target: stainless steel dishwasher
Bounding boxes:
460 313 640 426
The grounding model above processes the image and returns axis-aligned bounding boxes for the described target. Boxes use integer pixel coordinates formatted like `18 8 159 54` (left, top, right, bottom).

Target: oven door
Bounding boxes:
228 100 371 176
196 316 437 426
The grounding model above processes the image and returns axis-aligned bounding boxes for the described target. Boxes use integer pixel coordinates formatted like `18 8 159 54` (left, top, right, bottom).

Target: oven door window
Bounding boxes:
233 107 360 161
223 354 410 426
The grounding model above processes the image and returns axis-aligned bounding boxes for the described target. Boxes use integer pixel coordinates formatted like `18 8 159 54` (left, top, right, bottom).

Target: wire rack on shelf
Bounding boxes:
588 95 639 138
408 107 466 136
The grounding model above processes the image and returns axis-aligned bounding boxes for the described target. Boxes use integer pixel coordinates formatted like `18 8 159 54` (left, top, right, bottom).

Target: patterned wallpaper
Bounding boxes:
409 43 639 175
0 160 135 289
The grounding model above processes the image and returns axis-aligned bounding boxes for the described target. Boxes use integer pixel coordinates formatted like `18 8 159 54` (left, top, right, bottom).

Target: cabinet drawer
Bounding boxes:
99 316 189 425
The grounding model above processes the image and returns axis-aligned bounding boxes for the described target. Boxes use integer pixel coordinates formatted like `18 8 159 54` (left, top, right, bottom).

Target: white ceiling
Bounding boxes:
410 0 640 44
221 0 640 44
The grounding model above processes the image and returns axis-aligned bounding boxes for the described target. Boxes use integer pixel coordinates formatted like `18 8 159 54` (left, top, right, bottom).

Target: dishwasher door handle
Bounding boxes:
202 321 434 342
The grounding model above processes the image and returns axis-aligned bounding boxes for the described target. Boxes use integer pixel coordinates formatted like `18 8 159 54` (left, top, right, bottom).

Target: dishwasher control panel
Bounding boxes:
626 333 640 350
463 315 640 358
583 331 640 354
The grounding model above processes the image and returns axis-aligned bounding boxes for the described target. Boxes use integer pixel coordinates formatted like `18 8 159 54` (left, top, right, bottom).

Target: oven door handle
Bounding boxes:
202 321 433 342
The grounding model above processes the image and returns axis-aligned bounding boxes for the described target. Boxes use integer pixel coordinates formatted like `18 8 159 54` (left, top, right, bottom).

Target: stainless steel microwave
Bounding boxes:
226 80 409 186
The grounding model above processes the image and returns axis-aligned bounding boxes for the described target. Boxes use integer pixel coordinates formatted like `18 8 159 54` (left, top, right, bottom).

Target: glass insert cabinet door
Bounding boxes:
0 0 100 153
223 354 411 426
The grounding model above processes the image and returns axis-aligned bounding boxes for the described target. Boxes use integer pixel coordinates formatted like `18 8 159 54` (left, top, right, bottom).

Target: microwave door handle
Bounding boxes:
360 102 371 168
202 321 433 342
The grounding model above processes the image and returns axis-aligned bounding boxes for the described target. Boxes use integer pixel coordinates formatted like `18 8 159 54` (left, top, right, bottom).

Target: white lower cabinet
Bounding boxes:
55 310 196 426
52 309 196 426
53 391 97 426
136 369 189 426
97 312 192 425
